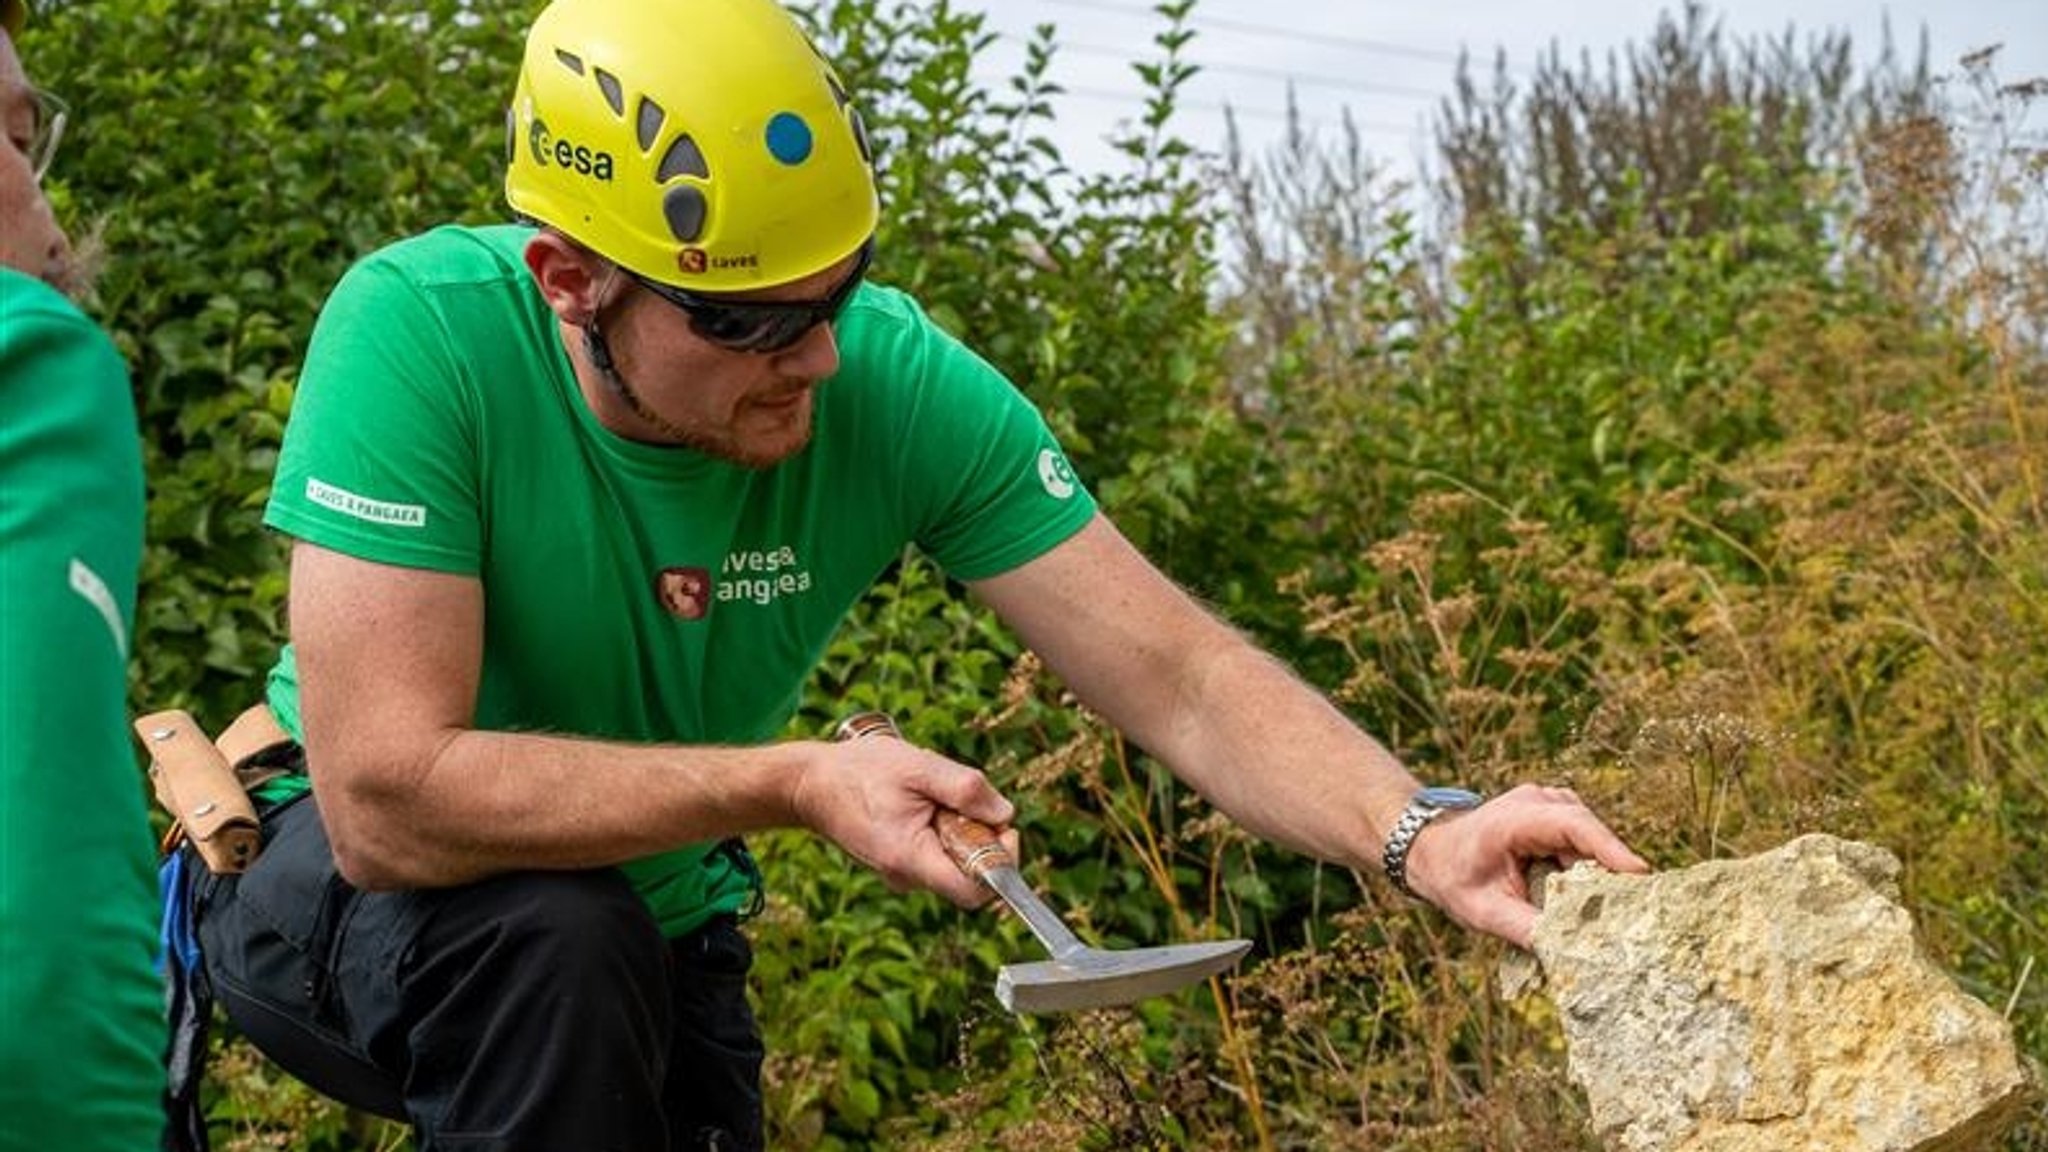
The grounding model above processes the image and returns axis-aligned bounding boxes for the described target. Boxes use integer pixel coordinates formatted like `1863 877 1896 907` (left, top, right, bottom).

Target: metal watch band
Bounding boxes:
1380 787 1482 899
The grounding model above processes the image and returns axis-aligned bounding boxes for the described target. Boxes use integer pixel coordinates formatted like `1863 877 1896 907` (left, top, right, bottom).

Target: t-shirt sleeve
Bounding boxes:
855 293 1098 582
264 257 483 574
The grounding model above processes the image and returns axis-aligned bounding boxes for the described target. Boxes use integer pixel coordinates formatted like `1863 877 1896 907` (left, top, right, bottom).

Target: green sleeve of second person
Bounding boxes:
0 270 162 1152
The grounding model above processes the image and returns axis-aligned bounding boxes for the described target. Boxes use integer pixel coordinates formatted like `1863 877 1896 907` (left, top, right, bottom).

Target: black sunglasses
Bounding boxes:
625 243 873 354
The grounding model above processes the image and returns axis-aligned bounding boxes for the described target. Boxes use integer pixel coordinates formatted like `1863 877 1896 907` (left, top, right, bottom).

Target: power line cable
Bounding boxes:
1032 0 1468 66
1034 35 1445 100
1059 83 1422 138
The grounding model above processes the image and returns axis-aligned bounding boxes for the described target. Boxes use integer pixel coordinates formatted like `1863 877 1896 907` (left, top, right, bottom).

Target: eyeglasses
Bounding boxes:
25 87 68 182
625 243 873 354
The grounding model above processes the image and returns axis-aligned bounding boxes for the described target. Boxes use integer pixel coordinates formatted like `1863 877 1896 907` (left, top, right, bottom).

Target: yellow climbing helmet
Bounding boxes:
505 0 878 293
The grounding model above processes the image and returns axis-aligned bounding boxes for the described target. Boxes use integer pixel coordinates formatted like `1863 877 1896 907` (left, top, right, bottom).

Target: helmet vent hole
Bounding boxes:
553 49 584 75
595 69 625 117
663 186 709 243
636 97 666 153
656 135 710 182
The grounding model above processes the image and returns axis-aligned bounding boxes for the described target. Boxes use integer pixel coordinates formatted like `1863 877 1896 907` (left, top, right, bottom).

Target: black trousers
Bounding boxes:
193 796 765 1152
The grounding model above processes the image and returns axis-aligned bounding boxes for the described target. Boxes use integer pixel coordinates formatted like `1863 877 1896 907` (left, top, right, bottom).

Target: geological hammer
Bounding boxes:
836 712 1252 1014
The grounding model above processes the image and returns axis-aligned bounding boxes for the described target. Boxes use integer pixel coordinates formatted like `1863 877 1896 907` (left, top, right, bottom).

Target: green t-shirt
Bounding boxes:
263 224 1096 935
0 269 161 1151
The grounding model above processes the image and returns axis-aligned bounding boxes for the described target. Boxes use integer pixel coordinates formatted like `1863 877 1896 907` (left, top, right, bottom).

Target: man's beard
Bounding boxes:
673 405 816 469
587 320 817 467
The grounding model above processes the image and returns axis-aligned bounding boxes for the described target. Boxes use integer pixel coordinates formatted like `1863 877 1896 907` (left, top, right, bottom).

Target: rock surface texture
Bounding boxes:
1522 834 2040 1151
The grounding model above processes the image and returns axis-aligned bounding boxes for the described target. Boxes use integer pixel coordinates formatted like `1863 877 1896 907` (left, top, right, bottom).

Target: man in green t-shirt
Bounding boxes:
190 1 1648 1148
0 3 163 1149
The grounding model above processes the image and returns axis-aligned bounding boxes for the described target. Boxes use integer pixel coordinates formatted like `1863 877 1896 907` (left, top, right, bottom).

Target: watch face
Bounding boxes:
1416 786 1484 811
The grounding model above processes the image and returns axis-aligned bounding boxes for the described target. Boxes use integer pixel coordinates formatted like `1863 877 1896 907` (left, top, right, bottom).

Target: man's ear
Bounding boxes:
524 231 610 323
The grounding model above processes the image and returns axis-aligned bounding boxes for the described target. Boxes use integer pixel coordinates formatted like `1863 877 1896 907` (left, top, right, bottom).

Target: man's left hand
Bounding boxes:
1400 783 1650 949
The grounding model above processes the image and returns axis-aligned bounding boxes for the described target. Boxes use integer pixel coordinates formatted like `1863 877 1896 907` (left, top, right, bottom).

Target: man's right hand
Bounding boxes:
787 735 1017 908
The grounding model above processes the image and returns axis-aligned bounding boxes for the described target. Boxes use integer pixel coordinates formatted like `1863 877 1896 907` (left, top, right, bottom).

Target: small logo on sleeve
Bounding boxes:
306 478 428 528
1037 448 1077 500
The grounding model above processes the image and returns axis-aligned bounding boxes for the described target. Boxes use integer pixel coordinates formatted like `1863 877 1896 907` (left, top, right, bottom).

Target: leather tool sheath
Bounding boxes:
135 708 268 873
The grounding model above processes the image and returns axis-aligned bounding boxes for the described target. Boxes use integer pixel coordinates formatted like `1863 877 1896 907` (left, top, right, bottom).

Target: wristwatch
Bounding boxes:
1380 786 1484 899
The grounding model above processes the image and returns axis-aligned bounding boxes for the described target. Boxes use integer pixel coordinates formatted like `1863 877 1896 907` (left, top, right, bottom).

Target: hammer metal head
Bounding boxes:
995 938 1253 1014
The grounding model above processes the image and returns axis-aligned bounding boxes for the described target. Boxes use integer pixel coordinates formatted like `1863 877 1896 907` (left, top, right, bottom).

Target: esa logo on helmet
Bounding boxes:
528 118 615 182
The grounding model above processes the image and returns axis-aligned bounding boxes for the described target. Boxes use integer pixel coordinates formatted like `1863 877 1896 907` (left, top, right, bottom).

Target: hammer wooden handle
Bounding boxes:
934 810 1015 879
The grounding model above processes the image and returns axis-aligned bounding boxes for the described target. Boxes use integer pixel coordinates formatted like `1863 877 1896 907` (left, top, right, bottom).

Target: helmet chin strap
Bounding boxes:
580 264 694 444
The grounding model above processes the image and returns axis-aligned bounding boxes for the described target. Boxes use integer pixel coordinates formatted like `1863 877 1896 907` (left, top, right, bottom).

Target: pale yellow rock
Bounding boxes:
1515 834 2040 1152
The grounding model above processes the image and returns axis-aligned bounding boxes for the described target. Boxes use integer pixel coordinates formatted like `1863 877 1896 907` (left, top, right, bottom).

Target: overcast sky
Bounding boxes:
914 0 2048 181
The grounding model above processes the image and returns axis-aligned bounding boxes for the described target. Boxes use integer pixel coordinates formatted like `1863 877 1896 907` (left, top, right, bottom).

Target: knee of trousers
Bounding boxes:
396 871 685 1142
408 869 674 1015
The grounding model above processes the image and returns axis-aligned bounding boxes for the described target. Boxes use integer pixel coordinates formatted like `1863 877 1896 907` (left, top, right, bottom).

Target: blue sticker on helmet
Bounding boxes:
765 112 813 166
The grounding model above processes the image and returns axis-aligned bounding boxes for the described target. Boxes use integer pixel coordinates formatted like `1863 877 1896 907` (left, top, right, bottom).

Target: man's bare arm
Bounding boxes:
967 514 1645 947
